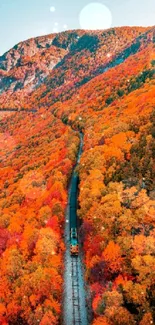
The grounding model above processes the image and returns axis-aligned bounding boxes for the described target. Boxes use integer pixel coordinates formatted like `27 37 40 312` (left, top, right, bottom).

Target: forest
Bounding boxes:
0 26 155 324
0 110 79 324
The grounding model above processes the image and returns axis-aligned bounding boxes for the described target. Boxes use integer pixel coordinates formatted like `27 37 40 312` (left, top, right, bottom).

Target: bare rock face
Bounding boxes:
0 35 56 71
0 33 69 97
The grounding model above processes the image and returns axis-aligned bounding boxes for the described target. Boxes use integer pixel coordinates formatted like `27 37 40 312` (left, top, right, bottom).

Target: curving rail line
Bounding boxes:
63 132 88 325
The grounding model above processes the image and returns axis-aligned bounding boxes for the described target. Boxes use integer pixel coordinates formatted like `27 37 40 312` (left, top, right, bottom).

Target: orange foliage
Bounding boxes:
0 110 80 324
0 25 155 325
102 241 123 273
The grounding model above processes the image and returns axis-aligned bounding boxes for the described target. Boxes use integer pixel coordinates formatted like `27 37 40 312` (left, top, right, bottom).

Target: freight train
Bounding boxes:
70 173 79 256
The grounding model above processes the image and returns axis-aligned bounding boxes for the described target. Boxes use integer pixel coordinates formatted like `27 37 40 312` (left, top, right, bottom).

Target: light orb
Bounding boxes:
79 3 112 30
50 6 56 12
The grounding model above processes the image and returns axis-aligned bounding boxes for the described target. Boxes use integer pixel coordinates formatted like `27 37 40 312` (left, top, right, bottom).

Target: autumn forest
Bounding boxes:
0 26 155 325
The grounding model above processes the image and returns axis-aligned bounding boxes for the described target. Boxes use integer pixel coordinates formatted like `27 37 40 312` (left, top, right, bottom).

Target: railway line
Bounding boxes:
63 132 88 325
63 239 87 325
71 257 82 325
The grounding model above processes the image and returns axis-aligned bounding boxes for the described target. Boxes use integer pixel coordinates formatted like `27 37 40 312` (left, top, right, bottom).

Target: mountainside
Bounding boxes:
0 26 155 325
0 26 153 108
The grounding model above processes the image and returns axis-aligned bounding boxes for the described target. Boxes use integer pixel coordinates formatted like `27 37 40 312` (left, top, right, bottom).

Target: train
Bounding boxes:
70 173 79 256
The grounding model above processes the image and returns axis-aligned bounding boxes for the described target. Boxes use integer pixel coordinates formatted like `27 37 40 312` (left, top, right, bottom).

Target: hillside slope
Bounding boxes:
0 26 155 325
0 26 152 108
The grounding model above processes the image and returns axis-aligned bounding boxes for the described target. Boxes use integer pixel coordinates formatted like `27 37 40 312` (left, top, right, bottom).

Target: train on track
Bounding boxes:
70 173 79 256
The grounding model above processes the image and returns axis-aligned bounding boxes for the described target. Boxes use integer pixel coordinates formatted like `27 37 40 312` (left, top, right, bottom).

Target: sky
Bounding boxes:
0 0 155 55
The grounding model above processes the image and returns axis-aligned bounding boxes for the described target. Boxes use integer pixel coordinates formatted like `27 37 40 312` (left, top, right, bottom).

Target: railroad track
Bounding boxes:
71 256 82 325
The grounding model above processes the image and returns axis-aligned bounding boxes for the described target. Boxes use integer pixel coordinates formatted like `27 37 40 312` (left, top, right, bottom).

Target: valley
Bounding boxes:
0 26 155 325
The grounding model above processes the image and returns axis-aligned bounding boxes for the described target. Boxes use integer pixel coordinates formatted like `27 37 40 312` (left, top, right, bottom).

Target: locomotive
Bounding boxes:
70 227 79 256
70 173 79 256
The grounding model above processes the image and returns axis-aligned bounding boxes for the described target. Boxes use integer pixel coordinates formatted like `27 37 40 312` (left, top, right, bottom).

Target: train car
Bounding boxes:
70 207 77 228
70 192 77 211
70 227 79 256
69 172 79 228
70 173 79 195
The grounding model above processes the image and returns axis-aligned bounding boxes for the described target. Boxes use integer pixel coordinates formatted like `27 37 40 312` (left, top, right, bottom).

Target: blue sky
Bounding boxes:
0 0 155 55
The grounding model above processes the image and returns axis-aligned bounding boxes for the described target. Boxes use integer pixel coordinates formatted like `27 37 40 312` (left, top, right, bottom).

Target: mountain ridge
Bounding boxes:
0 26 154 108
